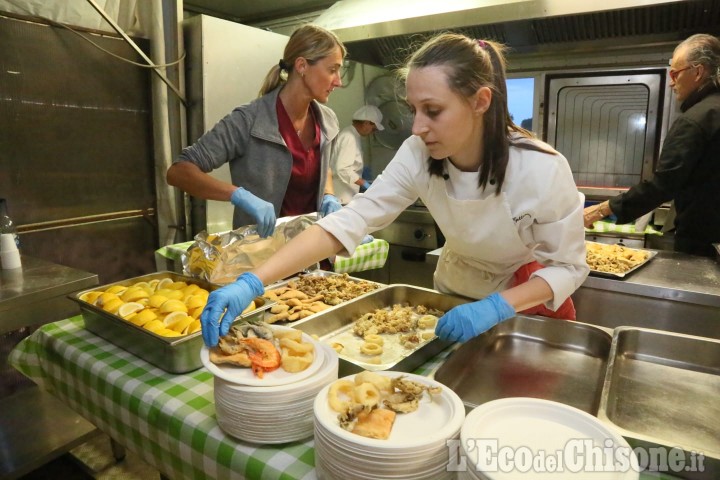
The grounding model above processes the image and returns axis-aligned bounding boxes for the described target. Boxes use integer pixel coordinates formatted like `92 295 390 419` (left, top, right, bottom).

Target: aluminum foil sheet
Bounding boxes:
182 215 316 285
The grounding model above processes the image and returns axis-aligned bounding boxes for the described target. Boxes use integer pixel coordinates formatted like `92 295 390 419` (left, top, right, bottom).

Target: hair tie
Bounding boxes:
278 59 289 71
477 39 487 49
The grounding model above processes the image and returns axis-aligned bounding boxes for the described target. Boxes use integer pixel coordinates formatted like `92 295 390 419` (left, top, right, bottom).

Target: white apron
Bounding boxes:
428 176 533 300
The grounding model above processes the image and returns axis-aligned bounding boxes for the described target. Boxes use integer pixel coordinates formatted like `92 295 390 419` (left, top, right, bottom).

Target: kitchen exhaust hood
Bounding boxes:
314 0 720 67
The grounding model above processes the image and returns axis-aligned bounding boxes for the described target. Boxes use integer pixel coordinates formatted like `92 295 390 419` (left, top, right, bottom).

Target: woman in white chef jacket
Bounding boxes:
199 33 589 348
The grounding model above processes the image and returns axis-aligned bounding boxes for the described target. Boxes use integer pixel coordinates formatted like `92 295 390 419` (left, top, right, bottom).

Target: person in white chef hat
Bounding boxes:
329 105 384 204
199 33 589 348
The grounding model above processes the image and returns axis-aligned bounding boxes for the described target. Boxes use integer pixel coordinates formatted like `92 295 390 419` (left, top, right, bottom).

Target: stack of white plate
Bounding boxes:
459 398 640 480
201 329 338 444
313 371 465 480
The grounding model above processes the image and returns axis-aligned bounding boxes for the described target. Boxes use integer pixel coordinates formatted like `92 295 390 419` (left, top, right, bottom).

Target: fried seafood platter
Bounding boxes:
326 371 443 440
201 321 322 386
262 273 381 324
326 303 444 368
585 240 655 276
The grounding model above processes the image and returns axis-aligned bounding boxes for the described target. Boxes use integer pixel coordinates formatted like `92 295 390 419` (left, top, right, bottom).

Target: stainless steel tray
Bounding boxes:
292 284 469 376
586 241 658 278
262 270 386 327
598 327 720 478
69 271 272 373
434 315 612 414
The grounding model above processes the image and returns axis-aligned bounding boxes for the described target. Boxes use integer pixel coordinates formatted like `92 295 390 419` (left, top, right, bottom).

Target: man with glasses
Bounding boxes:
329 105 384 204
584 34 720 257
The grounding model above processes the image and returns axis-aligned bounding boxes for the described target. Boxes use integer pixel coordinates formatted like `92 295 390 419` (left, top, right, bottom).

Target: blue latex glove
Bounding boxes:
200 272 264 347
435 292 515 343
359 180 372 192
320 194 342 217
362 166 372 180
360 234 374 244
230 187 276 238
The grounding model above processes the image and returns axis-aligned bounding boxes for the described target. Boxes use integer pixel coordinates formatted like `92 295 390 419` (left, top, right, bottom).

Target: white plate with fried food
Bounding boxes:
200 325 324 387
313 371 464 449
313 371 463 480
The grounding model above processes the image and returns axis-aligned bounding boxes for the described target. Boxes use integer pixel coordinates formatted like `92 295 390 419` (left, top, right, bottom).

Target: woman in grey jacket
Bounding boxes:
167 25 345 237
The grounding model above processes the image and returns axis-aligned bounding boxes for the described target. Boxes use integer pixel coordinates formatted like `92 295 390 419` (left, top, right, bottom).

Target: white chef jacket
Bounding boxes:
317 135 589 311
329 126 364 204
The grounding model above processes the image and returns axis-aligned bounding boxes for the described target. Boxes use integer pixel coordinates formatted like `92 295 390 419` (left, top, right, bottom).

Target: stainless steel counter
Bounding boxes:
582 251 720 307
574 251 720 339
427 248 720 340
0 255 99 334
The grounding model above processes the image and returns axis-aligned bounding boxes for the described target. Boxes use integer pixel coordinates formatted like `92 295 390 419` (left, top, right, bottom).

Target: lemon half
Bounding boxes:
118 302 144 319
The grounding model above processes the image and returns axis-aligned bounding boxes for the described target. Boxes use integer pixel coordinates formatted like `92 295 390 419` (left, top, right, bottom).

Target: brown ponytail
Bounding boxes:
258 24 346 97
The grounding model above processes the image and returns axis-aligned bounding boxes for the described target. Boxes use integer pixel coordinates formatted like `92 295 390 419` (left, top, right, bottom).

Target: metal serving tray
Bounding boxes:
69 272 272 374
262 270 386 327
598 327 720 478
292 284 469 376
434 315 612 415
586 241 658 278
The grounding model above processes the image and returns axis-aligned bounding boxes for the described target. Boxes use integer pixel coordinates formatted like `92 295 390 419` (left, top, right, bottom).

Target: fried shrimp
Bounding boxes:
241 337 281 379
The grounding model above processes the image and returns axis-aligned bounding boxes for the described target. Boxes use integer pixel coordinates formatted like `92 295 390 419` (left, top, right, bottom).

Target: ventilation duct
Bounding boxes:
314 0 720 67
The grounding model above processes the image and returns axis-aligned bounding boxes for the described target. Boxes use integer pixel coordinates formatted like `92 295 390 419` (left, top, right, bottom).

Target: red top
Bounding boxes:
276 98 322 216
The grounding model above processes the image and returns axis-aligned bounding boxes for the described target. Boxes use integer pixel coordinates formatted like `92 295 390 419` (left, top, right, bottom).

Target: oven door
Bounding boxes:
545 71 664 200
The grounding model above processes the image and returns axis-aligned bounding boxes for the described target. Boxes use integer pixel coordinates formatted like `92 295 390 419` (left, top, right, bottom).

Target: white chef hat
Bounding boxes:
352 105 384 131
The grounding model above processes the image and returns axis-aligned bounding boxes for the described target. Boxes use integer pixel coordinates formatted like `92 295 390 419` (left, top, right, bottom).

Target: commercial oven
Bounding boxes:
545 69 668 247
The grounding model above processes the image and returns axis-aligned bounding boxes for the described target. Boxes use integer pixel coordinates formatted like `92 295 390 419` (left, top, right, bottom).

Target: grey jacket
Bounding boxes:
177 87 340 229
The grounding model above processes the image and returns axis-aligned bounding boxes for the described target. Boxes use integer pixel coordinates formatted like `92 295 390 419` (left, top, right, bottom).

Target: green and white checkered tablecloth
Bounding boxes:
155 241 194 263
332 239 389 274
586 220 663 236
156 239 389 275
8 316 453 480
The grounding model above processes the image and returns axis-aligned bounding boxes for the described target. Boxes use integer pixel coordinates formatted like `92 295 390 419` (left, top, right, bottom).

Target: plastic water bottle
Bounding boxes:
0 198 20 249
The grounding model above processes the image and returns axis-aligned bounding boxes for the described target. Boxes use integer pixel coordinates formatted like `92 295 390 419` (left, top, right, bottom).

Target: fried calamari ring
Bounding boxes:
360 341 383 355
354 371 392 395
273 328 302 342
280 337 314 354
281 347 314 373
353 382 381 408
363 334 384 346
417 314 438 329
328 380 355 412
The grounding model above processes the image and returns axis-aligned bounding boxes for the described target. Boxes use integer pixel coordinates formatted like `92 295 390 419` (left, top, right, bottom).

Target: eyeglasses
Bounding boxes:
668 64 696 81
